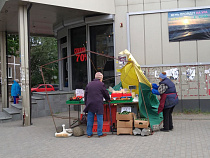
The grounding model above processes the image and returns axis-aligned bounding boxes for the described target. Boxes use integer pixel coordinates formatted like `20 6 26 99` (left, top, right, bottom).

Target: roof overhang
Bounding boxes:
0 0 115 36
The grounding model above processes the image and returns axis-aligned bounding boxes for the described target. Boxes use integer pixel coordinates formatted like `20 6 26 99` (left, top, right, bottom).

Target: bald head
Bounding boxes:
95 72 103 81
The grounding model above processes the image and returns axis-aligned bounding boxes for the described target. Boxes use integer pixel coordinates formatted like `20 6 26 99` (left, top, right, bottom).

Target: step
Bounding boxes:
3 107 22 121
3 107 21 115
0 112 12 123
18 100 37 104
11 103 22 110
31 96 45 100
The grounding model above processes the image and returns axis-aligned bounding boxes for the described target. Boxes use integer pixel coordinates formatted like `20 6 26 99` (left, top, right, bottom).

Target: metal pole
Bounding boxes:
0 32 8 109
27 3 32 125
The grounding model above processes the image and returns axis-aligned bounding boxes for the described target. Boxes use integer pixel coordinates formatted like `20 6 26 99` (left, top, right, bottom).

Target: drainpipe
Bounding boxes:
27 3 32 125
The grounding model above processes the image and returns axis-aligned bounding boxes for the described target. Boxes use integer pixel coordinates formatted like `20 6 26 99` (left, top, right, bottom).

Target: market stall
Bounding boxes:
65 49 163 136
41 49 163 137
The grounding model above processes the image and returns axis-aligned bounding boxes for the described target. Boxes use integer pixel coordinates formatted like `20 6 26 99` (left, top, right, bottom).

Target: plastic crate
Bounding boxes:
111 93 123 98
92 121 110 132
103 104 117 126
122 93 132 97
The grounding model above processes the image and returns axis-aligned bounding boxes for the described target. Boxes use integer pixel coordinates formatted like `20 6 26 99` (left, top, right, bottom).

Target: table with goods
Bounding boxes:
66 88 151 136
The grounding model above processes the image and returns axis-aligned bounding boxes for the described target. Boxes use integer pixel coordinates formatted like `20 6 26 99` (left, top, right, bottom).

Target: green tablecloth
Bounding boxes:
66 98 134 105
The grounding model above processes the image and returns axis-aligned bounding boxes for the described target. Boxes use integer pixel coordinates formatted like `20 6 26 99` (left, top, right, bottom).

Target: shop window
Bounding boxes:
60 36 67 44
8 67 12 78
71 26 87 89
90 24 115 88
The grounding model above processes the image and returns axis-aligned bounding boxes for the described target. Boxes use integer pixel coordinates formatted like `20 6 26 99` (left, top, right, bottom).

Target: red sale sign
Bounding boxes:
74 47 87 62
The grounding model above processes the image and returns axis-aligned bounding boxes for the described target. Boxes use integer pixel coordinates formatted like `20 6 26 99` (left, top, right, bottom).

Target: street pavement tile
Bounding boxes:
0 114 210 158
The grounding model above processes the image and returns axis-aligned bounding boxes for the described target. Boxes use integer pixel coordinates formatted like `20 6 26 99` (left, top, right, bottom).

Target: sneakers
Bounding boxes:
87 134 93 138
98 133 107 138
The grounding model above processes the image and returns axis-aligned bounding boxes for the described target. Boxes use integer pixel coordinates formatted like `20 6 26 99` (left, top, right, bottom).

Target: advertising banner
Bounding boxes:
168 9 210 42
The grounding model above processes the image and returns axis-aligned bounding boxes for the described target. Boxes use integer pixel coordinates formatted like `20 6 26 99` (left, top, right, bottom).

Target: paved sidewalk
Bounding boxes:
0 112 210 158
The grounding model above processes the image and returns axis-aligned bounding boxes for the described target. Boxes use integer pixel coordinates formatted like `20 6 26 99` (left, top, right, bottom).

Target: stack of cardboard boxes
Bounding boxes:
116 112 133 135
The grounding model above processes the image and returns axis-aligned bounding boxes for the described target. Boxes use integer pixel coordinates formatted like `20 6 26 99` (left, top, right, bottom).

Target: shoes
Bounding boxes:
87 134 93 138
98 133 107 138
160 128 169 132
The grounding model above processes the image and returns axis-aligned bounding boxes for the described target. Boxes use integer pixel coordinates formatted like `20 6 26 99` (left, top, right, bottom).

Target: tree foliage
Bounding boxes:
7 34 58 87
30 36 58 87
7 34 19 56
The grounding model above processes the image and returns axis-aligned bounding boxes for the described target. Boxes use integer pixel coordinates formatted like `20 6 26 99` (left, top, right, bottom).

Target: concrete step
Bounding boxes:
18 99 37 104
11 103 22 110
31 96 45 100
3 107 22 121
3 107 21 115
0 112 12 123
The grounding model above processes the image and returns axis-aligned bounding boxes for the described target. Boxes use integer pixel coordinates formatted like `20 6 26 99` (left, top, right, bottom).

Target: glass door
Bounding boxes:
62 47 68 87
90 24 115 88
70 26 87 89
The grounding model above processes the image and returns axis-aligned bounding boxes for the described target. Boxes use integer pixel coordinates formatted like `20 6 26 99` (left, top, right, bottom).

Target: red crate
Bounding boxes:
111 93 122 98
103 104 117 126
92 121 110 132
122 93 132 97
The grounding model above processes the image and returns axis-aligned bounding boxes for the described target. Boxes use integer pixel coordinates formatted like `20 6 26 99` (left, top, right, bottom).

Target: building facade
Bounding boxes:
0 55 21 95
0 0 210 123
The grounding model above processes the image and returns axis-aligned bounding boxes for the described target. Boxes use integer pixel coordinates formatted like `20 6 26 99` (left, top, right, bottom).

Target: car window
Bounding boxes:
47 85 52 88
39 85 45 88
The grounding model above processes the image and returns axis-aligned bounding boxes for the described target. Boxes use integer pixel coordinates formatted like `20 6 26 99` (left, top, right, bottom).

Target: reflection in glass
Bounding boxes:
71 26 87 89
90 24 115 88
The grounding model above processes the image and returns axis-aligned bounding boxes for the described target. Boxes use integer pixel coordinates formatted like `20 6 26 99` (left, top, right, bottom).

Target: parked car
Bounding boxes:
31 84 55 92
51 84 59 91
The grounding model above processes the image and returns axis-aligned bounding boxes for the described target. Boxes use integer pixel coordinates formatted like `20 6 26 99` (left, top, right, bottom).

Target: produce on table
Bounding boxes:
135 118 148 121
69 96 83 101
118 111 131 115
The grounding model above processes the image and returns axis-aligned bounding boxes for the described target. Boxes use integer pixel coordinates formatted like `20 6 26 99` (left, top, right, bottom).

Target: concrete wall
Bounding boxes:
114 0 210 111
25 0 115 14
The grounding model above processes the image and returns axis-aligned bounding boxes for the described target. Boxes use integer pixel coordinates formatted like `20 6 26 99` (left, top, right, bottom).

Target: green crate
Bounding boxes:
110 98 133 104
66 100 85 105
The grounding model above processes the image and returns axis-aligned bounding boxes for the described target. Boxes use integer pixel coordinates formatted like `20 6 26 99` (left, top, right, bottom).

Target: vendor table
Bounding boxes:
66 100 85 128
66 100 138 130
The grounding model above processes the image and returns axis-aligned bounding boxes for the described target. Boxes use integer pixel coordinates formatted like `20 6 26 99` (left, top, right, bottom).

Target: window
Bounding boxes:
71 26 87 89
60 36 67 44
47 85 52 88
39 85 45 88
90 24 115 88
8 67 12 78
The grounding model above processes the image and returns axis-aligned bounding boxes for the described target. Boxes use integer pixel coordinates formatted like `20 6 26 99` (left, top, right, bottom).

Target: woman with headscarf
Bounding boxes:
151 72 178 132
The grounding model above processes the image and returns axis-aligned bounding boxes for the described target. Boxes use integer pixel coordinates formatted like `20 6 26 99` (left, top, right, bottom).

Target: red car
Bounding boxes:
31 84 55 92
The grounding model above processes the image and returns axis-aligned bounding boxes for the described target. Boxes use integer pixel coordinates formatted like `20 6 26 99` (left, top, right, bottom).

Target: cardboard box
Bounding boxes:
117 104 138 115
117 127 133 135
134 119 149 129
116 112 133 120
117 120 133 128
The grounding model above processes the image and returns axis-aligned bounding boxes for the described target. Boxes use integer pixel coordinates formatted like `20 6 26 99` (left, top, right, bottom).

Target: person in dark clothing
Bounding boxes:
151 72 178 132
84 72 110 138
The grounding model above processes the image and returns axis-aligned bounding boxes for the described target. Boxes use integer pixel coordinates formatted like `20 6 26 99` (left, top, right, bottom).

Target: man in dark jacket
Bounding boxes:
152 72 178 132
84 72 110 138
